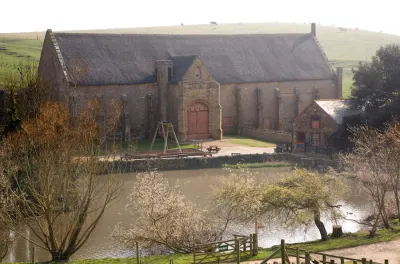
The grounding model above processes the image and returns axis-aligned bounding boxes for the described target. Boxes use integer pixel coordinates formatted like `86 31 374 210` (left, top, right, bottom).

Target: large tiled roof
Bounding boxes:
52 32 335 86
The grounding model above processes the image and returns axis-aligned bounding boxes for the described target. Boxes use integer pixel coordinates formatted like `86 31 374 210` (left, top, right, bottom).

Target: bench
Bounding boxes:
207 145 221 153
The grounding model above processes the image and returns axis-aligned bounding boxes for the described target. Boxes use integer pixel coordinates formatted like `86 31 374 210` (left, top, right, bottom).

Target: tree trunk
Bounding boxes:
51 253 70 262
331 225 343 238
314 211 328 241
394 189 400 221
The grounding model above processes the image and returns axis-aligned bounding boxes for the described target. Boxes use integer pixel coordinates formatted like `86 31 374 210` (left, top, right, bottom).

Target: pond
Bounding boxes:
6 167 371 262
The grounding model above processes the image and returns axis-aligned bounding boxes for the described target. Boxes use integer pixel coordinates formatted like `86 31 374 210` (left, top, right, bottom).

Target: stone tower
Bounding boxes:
155 60 173 122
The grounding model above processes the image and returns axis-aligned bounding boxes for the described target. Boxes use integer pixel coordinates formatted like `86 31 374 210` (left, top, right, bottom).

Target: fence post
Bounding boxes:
330 260 335 264
236 239 240 264
250 234 254 256
281 239 286 264
305 252 311 264
31 247 35 264
323 254 326 264
385 260 389 264
362 258 367 264
136 242 140 264
193 243 196 264
296 248 300 264
253 233 258 256
369 260 373 264
353 261 357 264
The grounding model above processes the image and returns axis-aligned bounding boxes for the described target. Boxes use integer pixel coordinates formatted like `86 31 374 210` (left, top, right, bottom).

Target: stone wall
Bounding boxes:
74 83 158 139
241 127 292 143
220 78 337 136
38 30 69 102
292 101 339 145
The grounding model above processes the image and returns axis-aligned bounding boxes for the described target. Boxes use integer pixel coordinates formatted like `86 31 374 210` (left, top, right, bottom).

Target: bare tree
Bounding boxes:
0 101 122 262
342 123 400 236
114 171 220 253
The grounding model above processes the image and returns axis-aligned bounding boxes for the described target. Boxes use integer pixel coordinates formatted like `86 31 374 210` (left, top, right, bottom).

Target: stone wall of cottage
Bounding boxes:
292 102 339 145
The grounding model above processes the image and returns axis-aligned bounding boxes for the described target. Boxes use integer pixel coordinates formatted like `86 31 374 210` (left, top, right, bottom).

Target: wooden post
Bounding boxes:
149 122 159 152
305 252 311 264
171 124 182 153
31 247 35 264
330 259 335 264
281 239 286 264
193 244 196 264
369 260 373 264
362 258 367 264
250 233 254 256
385 260 389 264
353 261 357 264
340 257 344 264
296 248 300 264
136 242 140 264
235 239 240 264
163 124 169 154
253 233 258 256
323 254 327 264
217 257 220 264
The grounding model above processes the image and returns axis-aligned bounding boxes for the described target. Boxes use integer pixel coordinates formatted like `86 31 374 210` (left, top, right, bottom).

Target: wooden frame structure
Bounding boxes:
150 121 182 154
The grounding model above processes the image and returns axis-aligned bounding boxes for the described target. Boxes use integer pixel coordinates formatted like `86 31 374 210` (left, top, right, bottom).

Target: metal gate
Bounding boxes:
187 102 209 139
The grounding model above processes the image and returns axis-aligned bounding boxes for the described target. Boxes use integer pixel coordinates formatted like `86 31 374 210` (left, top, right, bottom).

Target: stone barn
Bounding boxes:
292 99 358 148
38 23 342 142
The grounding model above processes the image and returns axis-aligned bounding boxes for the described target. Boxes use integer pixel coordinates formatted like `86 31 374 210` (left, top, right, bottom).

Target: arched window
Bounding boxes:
195 66 202 81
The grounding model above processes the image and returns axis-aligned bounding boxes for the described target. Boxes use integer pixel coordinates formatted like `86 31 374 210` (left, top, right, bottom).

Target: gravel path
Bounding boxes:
241 240 400 264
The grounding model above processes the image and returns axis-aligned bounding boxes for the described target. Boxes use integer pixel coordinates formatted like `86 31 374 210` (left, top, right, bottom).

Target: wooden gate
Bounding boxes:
187 102 209 140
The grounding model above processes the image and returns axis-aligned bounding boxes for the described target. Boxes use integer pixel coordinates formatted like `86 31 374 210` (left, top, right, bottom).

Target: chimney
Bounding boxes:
336 67 343 98
311 23 316 37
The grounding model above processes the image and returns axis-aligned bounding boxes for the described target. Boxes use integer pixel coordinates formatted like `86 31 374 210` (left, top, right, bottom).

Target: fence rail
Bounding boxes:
260 240 388 264
193 234 257 264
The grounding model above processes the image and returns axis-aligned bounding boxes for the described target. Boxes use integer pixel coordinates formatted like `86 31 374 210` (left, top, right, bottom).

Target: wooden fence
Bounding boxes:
193 234 257 264
260 240 388 264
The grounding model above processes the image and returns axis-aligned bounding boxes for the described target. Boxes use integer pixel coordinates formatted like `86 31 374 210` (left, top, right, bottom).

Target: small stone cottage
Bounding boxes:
38 23 342 142
292 99 357 148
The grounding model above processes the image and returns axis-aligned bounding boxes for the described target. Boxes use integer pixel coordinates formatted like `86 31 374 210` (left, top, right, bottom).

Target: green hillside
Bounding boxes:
2 23 400 97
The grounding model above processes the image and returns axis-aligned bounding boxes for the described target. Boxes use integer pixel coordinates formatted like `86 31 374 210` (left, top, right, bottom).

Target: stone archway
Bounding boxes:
187 102 209 139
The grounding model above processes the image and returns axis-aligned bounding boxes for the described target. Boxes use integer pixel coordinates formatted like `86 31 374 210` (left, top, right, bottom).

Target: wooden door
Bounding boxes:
187 103 209 139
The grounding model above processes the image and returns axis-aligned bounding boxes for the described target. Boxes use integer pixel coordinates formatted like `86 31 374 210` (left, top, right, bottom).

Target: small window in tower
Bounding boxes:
195 66 202 81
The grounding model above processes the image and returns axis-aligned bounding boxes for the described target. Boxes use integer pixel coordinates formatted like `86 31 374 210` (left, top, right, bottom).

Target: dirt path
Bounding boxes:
241 240 400 264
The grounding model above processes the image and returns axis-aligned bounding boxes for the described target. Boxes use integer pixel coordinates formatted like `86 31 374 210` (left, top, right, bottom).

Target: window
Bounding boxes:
296 132 306 143
195 66 202 81
311 117 320 129
263 118 271 129
223 116 233 127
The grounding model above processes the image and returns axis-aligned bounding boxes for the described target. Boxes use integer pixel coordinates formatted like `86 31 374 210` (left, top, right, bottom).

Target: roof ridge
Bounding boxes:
53 32 309 37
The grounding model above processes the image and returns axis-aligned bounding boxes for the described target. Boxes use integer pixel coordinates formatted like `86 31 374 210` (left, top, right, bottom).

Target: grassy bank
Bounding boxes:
67 225 400 264
225 135 276 148
223 162 293 169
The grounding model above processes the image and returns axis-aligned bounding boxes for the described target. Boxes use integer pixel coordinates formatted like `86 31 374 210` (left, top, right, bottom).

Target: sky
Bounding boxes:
1 0 400 35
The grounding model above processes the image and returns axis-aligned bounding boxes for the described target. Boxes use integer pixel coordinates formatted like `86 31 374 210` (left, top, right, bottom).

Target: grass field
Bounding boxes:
2 23 400 96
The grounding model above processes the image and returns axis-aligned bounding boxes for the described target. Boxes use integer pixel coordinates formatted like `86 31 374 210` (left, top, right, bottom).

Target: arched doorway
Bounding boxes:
187 102 209 139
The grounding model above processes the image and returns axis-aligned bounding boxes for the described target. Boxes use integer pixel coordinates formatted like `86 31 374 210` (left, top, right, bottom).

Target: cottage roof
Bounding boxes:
51 32 335 86
169 55 198 84
315 99 359 125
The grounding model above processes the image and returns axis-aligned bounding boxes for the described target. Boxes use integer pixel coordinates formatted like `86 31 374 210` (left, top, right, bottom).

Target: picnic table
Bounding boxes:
207 145 221 153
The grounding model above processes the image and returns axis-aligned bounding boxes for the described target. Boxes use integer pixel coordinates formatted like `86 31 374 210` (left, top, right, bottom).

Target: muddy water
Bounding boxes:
6 168 371 262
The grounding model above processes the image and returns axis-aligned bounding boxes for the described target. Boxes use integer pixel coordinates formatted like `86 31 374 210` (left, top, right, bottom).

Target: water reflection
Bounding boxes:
6 167 371 262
